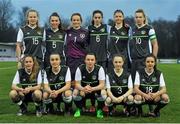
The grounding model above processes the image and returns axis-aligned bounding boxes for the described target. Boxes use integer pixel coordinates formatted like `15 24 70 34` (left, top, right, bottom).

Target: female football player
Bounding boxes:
108 10 131 72
73 53 107 118
88 10 109 70
105 54 134 116
43 53 72 115
134 54 169 117
16 9 45 69
44 12 66 68
65 13 89 85
9 55 42 117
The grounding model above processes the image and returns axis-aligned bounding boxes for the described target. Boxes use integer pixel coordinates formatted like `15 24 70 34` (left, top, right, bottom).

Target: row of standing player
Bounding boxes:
9 53 169 118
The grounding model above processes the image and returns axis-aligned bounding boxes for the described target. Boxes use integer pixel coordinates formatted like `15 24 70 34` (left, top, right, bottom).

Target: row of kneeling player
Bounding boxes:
9 53 169 118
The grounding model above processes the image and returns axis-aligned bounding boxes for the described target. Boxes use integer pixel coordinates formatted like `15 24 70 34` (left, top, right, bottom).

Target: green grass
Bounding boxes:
0 62 180 123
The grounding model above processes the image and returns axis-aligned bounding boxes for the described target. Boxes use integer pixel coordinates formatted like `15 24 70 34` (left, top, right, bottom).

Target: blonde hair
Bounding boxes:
25 9 39 26
135 9 148 25
22 55 40 82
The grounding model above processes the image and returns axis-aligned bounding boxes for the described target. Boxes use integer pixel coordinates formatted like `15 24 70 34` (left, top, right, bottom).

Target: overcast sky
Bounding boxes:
11 0 180 26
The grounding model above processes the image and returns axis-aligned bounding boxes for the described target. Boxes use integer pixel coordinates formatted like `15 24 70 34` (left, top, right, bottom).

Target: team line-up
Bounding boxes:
9 8 169 118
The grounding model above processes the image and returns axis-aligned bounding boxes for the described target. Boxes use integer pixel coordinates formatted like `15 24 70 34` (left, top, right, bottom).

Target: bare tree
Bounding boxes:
16 6 30 27
0 0 14 30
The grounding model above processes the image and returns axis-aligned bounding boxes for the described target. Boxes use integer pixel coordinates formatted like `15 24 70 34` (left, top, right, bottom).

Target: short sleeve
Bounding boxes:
98 67 105 80
65 67 71 82
17 28 24 42
134 71 140 85
12 71 20 85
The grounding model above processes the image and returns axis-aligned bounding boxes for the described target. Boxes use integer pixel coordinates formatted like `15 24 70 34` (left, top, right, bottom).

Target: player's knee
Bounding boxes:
80 91 85 97
33 90 42 101
43 92 49 100
161 94 170 103
127 95 134 102
64 90 72 97
134 95 143 104
154 95 161 102
9 90 18 99
73 89 79 96
105 97 112 106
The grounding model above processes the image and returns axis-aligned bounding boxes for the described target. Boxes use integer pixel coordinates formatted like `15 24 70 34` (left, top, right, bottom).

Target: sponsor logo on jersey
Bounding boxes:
80 33 85 39
59 35 63 39
152 77 157 82
141 30 146 35
122 79 127 84
101 28 105 32
59 76 64 81
92 75 97 80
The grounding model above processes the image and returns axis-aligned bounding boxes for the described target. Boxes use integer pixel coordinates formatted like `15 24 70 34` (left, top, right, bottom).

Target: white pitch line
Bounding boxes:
0 66 16 70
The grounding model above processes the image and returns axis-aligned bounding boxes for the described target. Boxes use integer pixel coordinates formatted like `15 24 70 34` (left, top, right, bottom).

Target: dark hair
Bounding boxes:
85 52 97 60
91 10 103 25
135 9 148 24
112 54 125 62
50 52 61 58
71 13 82 22
22 55 39 82
145 53 157 70
113 9 126 28
49 12 63 30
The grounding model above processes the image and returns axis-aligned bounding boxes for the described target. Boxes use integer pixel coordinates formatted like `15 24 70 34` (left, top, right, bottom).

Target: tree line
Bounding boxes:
0 0 179 58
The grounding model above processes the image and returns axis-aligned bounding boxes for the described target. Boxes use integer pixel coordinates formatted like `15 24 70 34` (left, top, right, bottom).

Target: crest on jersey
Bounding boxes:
152 77 157 82
80 33 85 39
27 32 30 35
92 75 97 80
23 78 26 81
121 31 126 35
59 76 64 81
113 31 115 34
122 79 127 84
92 30 94 32
101 28 105 32
48 35 51 38
141 30 146 35
69 34 72 36
37 31 42 35
59 35 63 39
